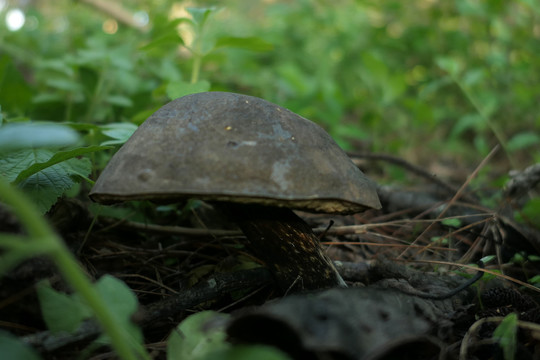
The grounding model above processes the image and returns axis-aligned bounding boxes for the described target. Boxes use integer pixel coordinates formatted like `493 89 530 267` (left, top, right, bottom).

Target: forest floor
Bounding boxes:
1 153 540 360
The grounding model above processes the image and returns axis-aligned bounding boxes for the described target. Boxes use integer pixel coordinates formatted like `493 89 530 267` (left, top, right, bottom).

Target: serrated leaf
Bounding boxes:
36 282 92 333
13 145 110 184
167 80 211 100
21 158 91 213
0 123 79 151
167 311 230 360
215 36 274 52
0 149 92 213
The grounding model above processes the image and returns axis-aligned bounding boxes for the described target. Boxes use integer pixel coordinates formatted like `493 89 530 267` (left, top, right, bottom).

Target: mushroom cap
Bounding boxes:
89 92 381 214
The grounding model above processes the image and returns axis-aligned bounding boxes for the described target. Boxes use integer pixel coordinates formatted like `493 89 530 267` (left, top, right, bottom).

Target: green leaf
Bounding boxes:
480 255 496 265
32 93 72 104
13 145 110 184
0 331 41 360
187 7 219 28
45 78 83 93
507 132 540 152
360 52 389 88
93 275 143 345
105 95 134 108
381 73 406 105
462 68 487 87
167 80 211 100
435 56 462 76
35 58 74 77
0 149 92 213
450 114 485 137
493 313 517 360
99 123 138 145
0 123 80 151
0 54 33 113
37 276 142 346
516 197 540 228
167 311 230 360
139 33 185 52
94 276 139 325
215 36 274 52
441 218 462 228
62 122 101 132
528 275 540 286
36 281 92 333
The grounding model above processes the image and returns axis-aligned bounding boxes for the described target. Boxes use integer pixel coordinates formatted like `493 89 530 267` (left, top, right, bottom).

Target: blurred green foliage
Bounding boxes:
1 0 539 171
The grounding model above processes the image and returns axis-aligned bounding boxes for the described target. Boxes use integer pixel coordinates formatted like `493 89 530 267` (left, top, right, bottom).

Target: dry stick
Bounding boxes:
459 218 495 264
322 241 457 252
112 220 242 237
79 0 149 31
23 267 274 353
392 260 485 300
396 144 501 259
407 259 540 293
460 317 540 360
110 214 491 238
348 152 477 203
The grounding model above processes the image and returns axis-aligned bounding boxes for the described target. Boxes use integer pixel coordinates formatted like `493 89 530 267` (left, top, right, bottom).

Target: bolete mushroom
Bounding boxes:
89 92 381 292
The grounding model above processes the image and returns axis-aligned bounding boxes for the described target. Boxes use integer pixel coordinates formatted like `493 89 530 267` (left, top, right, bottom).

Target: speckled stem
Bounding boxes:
223 204 346 293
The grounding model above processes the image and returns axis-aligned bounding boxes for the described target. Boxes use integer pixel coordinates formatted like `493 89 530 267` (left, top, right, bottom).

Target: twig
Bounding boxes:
397 145 500 259
78 0 149 31
460 316 540 360
107 214 492 238
22 268 274 353
348 151 476 202
405 258 540 293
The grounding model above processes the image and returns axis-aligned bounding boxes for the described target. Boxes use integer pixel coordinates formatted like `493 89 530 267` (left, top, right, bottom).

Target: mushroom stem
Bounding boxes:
223 204 346 292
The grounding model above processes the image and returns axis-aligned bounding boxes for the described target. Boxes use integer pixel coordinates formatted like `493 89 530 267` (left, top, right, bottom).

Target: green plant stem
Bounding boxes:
191 54 201 84
190 35 202 84
190 20 205 84
0 178 148 360
85 68 107 123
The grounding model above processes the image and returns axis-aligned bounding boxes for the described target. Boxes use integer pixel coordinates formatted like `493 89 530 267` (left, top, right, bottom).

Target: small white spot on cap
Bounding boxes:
137 169 154 182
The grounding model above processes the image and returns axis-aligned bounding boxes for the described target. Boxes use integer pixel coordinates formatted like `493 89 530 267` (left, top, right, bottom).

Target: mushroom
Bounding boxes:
89 92 381 292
